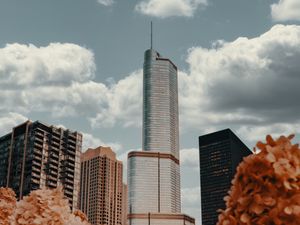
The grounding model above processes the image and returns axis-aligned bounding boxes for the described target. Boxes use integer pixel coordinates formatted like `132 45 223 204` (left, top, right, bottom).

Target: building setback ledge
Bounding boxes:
157 58 178 71
128 151 179 165
128 213 195 224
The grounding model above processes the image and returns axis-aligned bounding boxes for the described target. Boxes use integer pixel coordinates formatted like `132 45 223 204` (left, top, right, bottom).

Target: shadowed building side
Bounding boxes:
0 120 82 211
199 129 252 225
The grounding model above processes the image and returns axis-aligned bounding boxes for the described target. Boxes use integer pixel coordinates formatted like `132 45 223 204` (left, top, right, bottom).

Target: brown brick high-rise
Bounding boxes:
79 146 126 225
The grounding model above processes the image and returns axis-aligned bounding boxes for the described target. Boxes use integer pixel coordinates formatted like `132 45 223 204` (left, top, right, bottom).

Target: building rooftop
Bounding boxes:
81 146 118 162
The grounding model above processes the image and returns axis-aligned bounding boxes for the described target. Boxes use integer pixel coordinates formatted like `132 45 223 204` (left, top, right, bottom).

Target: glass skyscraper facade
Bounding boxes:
127 49 194 225
199 129 252 225
143 49 179 159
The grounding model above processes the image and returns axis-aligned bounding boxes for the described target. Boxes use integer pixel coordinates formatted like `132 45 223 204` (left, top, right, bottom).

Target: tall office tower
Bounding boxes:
127 48 195 225
142 49 179 159
199 129 252 225
79 146 126 225
0 120 82 210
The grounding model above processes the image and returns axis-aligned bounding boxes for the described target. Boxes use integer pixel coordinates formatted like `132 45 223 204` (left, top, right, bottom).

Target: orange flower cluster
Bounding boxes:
217 135 300 225
0 187 90 225
0 187 16 225
73 210 89 222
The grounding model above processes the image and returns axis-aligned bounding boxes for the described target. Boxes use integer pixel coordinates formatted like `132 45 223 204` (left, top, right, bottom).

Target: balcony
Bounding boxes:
33 148 42 156
34 142 43 150
49 169 58 176
51 141 60 148
49 158 59 165
46 180 57 188
66 148 76 156
32 172 40 179
67 156 75 163
65 178 74 185
32 166 40 173
50 146 60 153
48 175 57 182
66 173 74 179
49 164 58 170
35 131 44 139
31 178 40 184
32 160 41 167
64 189 73 196
34 155 43 162
61 166 73 173
65 184 73 190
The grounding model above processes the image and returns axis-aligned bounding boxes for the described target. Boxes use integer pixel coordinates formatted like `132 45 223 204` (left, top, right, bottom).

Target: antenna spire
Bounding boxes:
151 21 153 49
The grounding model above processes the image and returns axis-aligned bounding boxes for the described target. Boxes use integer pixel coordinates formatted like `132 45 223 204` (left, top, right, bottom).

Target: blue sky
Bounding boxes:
1 0 300 224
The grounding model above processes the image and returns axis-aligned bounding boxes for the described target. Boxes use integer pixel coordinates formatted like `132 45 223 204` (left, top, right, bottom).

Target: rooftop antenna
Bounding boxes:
151 21 153 49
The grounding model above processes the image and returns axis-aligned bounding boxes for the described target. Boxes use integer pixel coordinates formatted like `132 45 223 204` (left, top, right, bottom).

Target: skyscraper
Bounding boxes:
127 47 195 225
0 120 82 211
79 146 127 225
199 129 252 225
142 49 179 159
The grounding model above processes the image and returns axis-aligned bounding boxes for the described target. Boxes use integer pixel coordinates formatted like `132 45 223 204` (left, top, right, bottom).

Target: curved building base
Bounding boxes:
128 213 195 225
128 151 181 213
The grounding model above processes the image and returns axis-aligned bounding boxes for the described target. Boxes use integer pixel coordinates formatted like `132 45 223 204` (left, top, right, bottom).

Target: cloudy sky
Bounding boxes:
1 0 300 224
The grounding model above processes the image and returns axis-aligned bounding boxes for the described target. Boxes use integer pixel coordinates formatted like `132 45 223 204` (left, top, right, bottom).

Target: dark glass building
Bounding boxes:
199 129 252 225
0 120 82 210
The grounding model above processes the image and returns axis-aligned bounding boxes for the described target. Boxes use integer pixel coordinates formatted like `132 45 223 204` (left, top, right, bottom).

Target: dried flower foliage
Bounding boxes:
0 187 17 225
73 210 89 222
0 187 90 225
217 134 300 225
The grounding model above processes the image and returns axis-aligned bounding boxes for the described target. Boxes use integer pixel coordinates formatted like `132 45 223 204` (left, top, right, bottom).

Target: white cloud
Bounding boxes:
179 24 300 144
181 186 201 225
135 0 207 18
82 132 122 152
237 123 300 144
271 0 300 21
2 25 300 148
182 186 200 206
0 43 95 86
0 112 28 135
0 43 141 128
180 148 199 169
90 70 142 128
0 43 101 116
180 149 201 224
97 0 114 6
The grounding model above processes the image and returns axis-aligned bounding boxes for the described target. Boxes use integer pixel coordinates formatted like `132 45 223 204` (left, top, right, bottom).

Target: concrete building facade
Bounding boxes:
0 120 82 211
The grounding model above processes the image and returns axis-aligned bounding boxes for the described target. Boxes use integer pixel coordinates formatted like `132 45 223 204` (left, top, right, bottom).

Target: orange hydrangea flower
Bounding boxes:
217 135 300 225
0 187 16 225
0 187 90 225
73 210 89 222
